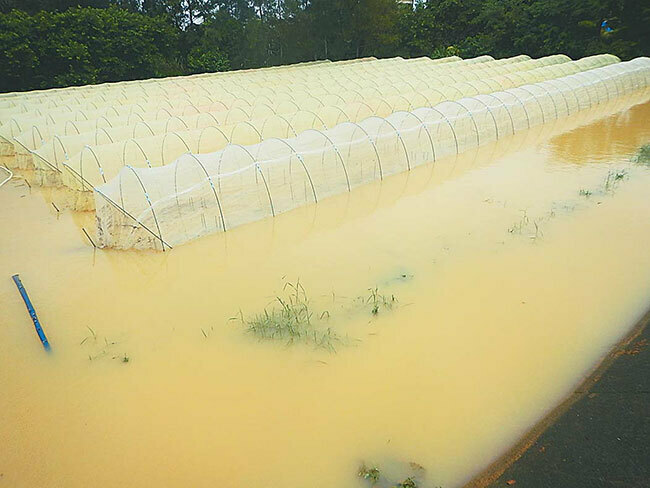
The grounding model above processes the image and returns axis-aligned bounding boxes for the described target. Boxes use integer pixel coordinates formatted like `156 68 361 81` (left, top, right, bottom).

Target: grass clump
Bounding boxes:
507 210 529 234
80 326 123 362
366 287 397 316
358 461 428 488
359 464 381 485
578 189 593 198
507 210 542 240
604 169 627 193
237 280 342 352
394 478 418 488
633 144 650 165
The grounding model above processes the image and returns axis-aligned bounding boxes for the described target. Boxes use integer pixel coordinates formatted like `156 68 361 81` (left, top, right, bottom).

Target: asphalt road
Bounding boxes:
486 317 649 488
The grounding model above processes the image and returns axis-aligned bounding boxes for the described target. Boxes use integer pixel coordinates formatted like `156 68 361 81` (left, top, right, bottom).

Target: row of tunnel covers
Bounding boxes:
3 53 589 158
31 55 619 188
94 58 650 249
0 55 519 138
0 55 512 116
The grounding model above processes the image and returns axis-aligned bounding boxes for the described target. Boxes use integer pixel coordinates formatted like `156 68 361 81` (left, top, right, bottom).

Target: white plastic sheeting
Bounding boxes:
0 56 470 158
93 57 650 250
5 54 540 168
62 54 610 192
6 54 591 171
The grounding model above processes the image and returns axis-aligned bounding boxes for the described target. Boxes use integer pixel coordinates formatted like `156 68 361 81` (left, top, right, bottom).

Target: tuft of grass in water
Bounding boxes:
121 354 129 363
508 210 529 234
507 210 543 240
81 327 121 361
237 280 342 352
79 325 97 345
578 189 593 198
358 460 429 488
604 169 627 193
366 287 397 316
394 478 418 488
359 464 381 485
633 144 650 165
200 326 214 339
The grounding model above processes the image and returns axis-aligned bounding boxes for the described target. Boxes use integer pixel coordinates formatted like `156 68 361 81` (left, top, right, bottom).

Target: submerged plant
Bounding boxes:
79 325 97 345
357 460 429 488
507 210 529 234
604 169 628 193
200 326 214 338
507 210 543 240
237 280 342 352
359 464 381 485
394 478 418 488
633 144 650 165
578 189 593 198
81 327 120 362
366 287 397 316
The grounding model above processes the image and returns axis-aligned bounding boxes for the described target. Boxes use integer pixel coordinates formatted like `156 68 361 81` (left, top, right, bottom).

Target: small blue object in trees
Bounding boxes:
12 274 51 352
601 20 613 33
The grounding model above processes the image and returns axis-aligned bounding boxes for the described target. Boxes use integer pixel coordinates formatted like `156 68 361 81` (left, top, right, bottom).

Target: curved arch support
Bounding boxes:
459 97 500 140
264 138 318 203
82 144 107 187
401 111 437 163
255 163 275 217
122 139 151 168
185 153 227 232
197 125 230 153
443 100 481 147
421 106 460 154
124 165 167 252
302 129 351 192
365 116 412 171
161 132 191 166
344 122 384 180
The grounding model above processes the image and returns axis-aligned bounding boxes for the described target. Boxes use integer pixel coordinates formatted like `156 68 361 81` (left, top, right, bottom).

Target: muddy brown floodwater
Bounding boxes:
1 98 650 488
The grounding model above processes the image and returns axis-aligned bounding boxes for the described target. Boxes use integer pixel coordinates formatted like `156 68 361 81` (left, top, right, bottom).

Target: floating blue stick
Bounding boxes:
12 274 51 352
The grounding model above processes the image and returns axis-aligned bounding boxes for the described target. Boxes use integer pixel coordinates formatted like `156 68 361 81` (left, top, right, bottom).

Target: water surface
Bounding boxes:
1 100 650 488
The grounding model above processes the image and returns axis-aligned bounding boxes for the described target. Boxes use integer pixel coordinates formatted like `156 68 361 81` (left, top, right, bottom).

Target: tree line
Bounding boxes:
0 0 648 92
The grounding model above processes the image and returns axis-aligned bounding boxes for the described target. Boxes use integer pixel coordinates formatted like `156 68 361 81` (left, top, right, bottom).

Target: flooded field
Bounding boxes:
1 100 650 488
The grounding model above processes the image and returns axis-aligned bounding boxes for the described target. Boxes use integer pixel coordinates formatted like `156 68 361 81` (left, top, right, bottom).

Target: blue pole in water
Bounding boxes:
12 274 51 352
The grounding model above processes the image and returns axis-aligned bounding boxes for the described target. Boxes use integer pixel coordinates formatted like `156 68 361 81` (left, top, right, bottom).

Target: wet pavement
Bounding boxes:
486 311 649 488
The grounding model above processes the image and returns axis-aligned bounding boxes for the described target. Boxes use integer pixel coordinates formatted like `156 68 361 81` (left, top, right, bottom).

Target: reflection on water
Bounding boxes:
1 98 650 488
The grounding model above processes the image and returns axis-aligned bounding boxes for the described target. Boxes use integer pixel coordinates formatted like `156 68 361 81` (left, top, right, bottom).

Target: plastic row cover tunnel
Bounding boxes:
0 57 479 135
0 59 352 115
58 55 584 190
0 57 390 156
14 55 565 177
0 53 617 158
4 54 617 171
1 55 526 157
1 56 508 163
59 55 615 193
2 55 528 119
93 58 650 250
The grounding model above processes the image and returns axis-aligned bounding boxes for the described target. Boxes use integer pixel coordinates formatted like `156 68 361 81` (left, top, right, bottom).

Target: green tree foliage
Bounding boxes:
187 46 229 73
0 1 111 14
402 0 648 60
303 0 399 60
0 6 182 92
0 0 648 93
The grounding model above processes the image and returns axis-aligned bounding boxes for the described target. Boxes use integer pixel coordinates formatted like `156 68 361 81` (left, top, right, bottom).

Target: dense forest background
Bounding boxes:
0 0 648 92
